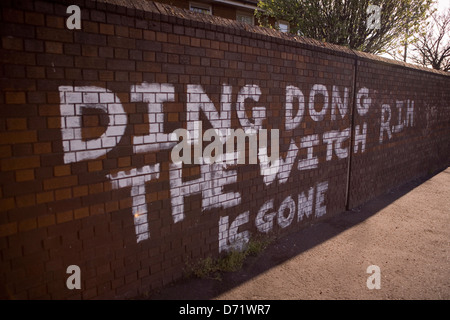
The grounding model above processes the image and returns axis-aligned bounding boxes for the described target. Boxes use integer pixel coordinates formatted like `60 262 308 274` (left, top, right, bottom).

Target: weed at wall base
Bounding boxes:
185 235 274 281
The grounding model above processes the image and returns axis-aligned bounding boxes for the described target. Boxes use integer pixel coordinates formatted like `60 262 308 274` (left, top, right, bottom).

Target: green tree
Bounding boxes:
255 0 435 54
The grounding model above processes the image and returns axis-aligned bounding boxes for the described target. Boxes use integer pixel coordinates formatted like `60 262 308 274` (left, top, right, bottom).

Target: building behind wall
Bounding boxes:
152 0 260 25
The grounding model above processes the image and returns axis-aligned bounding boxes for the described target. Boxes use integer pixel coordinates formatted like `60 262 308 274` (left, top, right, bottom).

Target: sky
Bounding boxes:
436 0 449 13
380 0 449 62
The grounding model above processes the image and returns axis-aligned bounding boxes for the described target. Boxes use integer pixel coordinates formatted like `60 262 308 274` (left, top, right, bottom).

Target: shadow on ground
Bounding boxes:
139 169 446 300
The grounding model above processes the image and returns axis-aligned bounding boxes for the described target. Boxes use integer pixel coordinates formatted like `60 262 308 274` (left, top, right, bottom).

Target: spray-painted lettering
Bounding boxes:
58 83 415 251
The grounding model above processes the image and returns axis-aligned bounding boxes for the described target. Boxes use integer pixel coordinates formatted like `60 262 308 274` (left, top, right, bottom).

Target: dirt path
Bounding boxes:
147 167 450 300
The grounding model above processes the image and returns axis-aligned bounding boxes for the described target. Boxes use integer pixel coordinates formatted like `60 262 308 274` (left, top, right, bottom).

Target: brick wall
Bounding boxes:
0 0 448 299
348 53 450 208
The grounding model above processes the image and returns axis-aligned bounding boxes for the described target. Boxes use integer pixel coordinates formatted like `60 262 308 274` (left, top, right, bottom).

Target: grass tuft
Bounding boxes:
185 234 274 281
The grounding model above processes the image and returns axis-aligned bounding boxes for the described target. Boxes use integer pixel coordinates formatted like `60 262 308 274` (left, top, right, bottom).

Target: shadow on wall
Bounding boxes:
143 168 445 300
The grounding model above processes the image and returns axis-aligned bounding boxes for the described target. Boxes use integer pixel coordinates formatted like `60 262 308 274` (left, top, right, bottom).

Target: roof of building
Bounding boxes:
212 0 260 7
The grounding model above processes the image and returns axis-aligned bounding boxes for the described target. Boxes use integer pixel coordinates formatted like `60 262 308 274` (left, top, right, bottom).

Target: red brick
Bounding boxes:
2 9 24 23
45 41 63 54
27 66 46 79
74 56 106 69
0 145 12 159
36 27 73 43
88 183 104 195
2 37 23 50
90 10 106 23
105 200 119 213
90 203 105 216
73 185 88 198
33 142 52 154
16 193 36 208
46 16 64 29
0 130 37 145
119 197 132 209
74 207 89 219
46 93 60 104
99 23 114 35
5 92 26 104
0 198 15 212
99 70 114 81
36 191 54 204
117 157 131 167
0 51 35 66
82 286 97 300
24 12 45 26
56 210 73 224
6 118 27 131
46 117 61 129
1 155 40 170
37 214 56 228
24 39 44 52
0 222 17 237
18 218 37 232
16 169 35 182
38 104 59 116
43 176 78 190
87 160 103 172
84 21 99 34
55 188 72 201
82 45 98 57
53 165 71 177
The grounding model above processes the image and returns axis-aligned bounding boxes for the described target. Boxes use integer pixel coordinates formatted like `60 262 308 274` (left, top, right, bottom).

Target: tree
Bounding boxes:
410 8 450 71
255 0 435 55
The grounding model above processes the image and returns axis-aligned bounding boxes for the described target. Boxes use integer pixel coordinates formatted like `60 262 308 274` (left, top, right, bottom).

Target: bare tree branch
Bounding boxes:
411 8 450 71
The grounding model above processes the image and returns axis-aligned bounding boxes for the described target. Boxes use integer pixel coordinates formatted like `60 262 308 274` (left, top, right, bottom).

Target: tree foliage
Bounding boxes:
255 0 435 54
